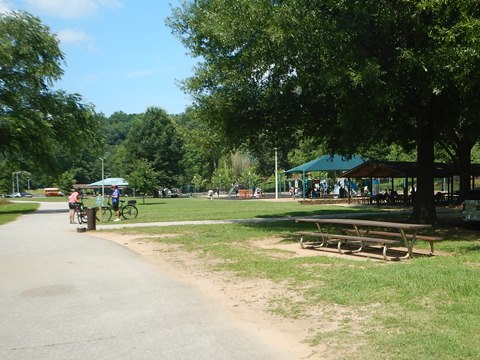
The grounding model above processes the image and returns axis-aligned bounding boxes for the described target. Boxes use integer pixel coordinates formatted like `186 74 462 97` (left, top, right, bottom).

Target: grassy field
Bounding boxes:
3 195 383 222
85 196 385 222
1 197 479 358
0 199 38 225
111 214 479 359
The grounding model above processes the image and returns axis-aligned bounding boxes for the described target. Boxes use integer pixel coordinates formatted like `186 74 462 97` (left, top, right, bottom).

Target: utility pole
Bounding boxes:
100 158 105 205
274 148 278 199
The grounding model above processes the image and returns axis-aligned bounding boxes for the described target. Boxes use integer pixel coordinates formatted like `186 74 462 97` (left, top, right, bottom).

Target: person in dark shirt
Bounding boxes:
111 185 121 221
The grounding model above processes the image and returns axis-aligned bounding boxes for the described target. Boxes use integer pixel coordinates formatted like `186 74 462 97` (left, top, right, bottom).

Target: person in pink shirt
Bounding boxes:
68 188 81 224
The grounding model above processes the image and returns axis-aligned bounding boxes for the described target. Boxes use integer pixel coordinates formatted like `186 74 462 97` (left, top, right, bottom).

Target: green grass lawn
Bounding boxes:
85 196 385 222
113 219 480 359
2 197 479 358
0 199 38 225
3 196 384 223
7 195 385 222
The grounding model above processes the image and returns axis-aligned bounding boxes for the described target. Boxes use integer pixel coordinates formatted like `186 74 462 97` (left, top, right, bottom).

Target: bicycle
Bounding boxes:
75 201 88 224
95 205 113 223
119 199 138 220
76 201 107 224
76 199 138 223
102 199 139 221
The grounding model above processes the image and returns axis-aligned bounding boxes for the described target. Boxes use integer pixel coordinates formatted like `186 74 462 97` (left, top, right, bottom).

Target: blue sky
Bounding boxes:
0 0 197 116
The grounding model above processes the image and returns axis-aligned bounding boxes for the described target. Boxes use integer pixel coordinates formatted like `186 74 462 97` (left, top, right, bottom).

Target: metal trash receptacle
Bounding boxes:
86 207 97 230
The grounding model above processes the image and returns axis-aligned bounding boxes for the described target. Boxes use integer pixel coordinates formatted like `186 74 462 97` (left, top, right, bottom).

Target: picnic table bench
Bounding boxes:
294 218 442 261
340 229 442 256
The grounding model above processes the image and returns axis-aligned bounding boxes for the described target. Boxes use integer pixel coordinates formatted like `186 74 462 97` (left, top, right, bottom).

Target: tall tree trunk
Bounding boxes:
412 115 437 224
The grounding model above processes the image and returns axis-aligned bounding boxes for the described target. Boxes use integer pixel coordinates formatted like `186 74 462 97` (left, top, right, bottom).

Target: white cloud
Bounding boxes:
127 69 156 79
23 0 122 18
57 28 88 44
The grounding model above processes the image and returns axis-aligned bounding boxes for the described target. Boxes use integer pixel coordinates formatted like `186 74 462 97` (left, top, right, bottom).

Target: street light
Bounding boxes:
100 158 105 205
193 175 196 196
274 147 278 199
12 171 27 195
218 174 221 197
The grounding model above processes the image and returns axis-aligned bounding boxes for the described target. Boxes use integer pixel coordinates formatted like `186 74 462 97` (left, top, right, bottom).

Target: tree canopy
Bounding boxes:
0 11 102 169
168 0 480 223
121 107 185 188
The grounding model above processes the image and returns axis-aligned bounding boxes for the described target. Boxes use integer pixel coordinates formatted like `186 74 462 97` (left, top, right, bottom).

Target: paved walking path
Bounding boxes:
0 202 292 360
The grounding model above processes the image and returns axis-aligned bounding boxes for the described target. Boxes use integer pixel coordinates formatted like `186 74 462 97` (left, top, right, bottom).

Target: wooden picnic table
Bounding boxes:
294 218 438 260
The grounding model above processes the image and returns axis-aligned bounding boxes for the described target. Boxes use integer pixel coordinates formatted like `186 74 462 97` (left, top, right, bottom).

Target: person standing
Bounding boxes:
68 187 81 224
111 185 121 221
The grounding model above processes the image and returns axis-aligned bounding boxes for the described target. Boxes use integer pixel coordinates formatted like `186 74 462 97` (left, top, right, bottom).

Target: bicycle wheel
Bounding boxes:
121 205 138 220
77 210 88 224
95 207 112 222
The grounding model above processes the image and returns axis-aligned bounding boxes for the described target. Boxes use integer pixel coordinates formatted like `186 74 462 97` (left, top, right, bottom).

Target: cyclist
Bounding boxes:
111 184 121 221
68 187 82 224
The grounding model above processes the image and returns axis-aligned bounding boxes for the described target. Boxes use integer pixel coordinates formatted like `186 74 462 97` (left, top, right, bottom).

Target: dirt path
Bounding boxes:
90 232 352 359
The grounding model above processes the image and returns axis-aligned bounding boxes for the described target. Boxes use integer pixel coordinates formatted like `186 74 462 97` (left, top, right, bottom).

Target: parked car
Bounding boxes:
160 188 180 198
4 192 32 198
462 189 480 224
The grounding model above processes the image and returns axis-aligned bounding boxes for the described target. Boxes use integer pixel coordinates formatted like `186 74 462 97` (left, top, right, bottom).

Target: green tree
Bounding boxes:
54 171 76 196
175 108 225 182
125 159 159 204
0 11 102 169
122 107 184 187
169 0 480 223
101 111 138 146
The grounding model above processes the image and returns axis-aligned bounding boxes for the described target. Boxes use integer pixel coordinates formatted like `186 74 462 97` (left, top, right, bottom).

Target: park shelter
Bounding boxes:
86 177 129 197
284 154 367 198
341 161 458 179
88 177 129 187
341 161 475 202
285 154 366 174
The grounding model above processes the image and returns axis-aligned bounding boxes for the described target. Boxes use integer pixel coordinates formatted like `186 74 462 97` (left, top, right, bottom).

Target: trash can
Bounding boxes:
86 207 97 231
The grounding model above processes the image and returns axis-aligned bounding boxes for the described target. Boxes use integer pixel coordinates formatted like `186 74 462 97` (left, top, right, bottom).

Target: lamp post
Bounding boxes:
100 158 105 205
22 171 30 193
193 175 196 196
274 147 278 199
12 171 24 195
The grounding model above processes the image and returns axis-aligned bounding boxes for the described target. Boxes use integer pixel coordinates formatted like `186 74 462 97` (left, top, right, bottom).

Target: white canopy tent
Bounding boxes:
88 177 128 186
